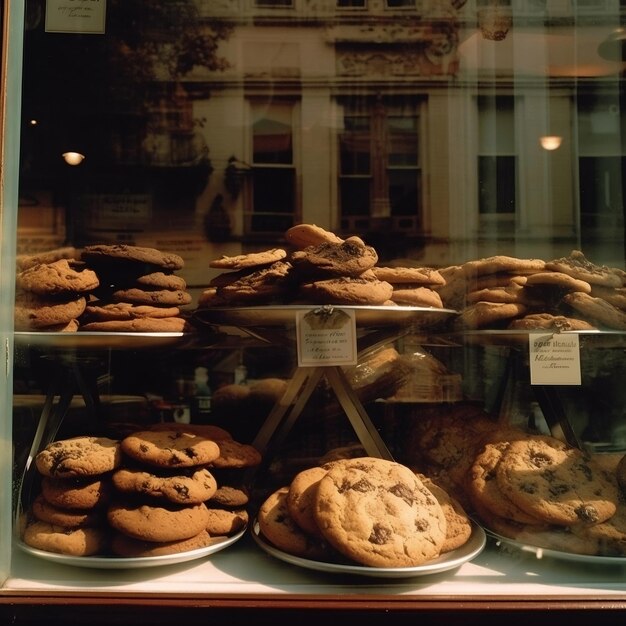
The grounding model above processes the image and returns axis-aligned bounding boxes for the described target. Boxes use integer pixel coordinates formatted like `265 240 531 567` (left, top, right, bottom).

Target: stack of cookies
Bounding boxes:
197 223 447 309
437 250 626 331
14 257 100 332
79 244 193 333
465 430 626 557
20 424 261 558
256 456 473 568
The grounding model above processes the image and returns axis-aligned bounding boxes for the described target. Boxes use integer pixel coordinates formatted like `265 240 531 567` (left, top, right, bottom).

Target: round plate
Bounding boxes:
486 529 626 565
251 519 486 578
14 331 191 350
15 527 246 570
194 305 458 329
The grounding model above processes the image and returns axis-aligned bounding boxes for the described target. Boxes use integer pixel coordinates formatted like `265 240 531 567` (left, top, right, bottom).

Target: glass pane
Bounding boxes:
389 170 418 216
252 103 293 164
340 178 370 215
252 167 294 213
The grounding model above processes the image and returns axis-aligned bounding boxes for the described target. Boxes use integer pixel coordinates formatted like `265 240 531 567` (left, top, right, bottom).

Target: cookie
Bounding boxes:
389 286 443 308
589 285 626 310
22 520 108 556
210 439 262 469
14 292 87 330
107 500 211 542
507 313 596 331
285 224 343 249
204 507 249 536
31 494 103 528
287 466 328 538
455 301 527 329
16 259 99 296
371 266 445 286
111 467 218 505
215 261 294 305
81 244 184 271
111 529 214 557
463 255 546 277
418 476 473 552
79 316 192 333
109 287 192 307
298 276 393 305
41 476 112 510
82 302 181 321
121 430 220 468
562 291 626 330
291 236 378 279
524 271 592 294
314 457 447 567
208 485 250 508
209 248 287 270
465 282 529 305
545 250 622 288
16 246 78 271
467 441 544 525
35 436 122 478
257 486 331 560
496 436 619 526
570 493 626 556
134 271 187 291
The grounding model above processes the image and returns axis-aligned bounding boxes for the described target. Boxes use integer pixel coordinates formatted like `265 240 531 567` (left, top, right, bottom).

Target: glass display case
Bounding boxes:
2 0 626 623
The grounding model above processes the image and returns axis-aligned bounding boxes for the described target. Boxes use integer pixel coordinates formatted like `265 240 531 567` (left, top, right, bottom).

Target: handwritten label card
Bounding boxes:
296 308 358 367
528 333 581 385
46 0 106 34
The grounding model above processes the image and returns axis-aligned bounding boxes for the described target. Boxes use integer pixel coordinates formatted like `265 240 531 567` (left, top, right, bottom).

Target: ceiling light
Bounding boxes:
539 136 562 151
62 151 85 165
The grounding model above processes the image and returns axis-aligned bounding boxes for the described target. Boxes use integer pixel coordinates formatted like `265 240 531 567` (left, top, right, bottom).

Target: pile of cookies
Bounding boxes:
14 244 194 333
14 253 100 332
20 423 260 558
256 456 473 568
437 250 626 331
401 407 626 557
79 244 193 333
197 223 446 309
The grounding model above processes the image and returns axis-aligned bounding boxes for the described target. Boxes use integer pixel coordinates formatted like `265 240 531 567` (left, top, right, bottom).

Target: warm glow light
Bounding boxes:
62 151 86 165
540 136 562 151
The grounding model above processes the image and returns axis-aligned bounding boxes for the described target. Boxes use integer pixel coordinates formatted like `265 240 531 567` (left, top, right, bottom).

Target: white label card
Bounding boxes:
296 308 358 367
46 0 106 34
528 333 581 386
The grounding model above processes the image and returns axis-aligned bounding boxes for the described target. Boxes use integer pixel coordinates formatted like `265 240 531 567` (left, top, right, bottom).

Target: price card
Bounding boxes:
46 0 106 34
296 307 358 367
528 333 581 385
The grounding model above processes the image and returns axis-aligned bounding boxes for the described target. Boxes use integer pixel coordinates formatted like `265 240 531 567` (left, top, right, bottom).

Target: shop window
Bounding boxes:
246 101 297 235
338 97 422 233
336 0 366 7
477 95 517 228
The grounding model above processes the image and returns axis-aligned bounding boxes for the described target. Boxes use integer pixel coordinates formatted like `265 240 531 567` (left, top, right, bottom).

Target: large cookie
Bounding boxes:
298 276 393 306
496 436 619 526
107 500 210 542
257 486 332 560
41 476 112 510
14 292 87 330
111 467 218 505
291 236 378 279
111 529 214 557
562 292 626 330
209 248 287 270
35 436 122 478
31 494 103 528
121 430 221 468
285 224 343 249
16 259 99 296
22 520 108 556
314 457 447 567
81 244 184 271
545 250 622 288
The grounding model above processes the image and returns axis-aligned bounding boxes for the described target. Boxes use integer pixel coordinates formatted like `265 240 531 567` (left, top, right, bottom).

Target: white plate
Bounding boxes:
251 519 486 578
14 527 246 570
194 305 458 329
486 529 626 565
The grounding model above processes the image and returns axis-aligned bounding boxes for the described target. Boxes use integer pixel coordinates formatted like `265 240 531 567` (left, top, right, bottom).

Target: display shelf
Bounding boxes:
2 536 626 623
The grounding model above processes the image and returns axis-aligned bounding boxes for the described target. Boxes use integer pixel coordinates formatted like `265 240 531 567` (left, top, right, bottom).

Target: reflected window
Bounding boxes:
248 101 297 235
338 97 422 233
577 95 625 235
337 0 366 7
477 96 517 223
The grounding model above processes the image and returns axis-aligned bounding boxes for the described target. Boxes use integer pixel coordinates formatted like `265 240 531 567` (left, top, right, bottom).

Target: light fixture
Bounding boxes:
539 136 562 151
597 28 626 62
62 151 85 166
